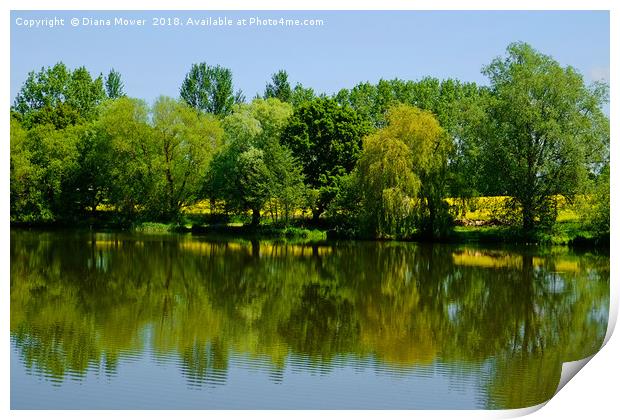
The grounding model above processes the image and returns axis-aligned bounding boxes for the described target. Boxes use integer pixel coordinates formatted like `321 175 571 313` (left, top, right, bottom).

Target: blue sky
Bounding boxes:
11 10 610 106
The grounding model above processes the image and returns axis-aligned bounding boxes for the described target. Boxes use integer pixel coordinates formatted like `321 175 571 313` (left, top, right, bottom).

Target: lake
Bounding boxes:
10 230 609 409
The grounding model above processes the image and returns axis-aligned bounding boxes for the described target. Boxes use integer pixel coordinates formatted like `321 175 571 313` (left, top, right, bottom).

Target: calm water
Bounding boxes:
10 230 609 409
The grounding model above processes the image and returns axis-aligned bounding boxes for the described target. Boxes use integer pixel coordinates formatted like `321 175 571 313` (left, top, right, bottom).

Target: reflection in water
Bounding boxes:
10 230 609 409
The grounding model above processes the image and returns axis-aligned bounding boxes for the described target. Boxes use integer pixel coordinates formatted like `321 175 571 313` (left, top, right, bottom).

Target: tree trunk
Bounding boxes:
522 202 534 233
428 201 436 238
312 205 323 224
251 207 261 227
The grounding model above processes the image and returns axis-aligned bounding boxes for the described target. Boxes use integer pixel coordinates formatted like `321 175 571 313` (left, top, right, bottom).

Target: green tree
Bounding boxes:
150 97 224 220
96 97 154 221
235 148 273 226
105 69 125 99
10 117 44 221
290 83 316 109
335 77 481 130
180 63 240 116
338 105 451 238
586 164 610 237
13 63 106 129
481 42 609 232
64 123 113 217
264 70 292 103
352 131 419 237
18 124 82 221
335 82 379 126
281 97 371 221
444 85 490 215
209 98 302 226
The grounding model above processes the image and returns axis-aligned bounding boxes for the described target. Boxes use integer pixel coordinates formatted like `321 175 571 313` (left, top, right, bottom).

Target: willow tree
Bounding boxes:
481 42 609 233
345 104 451 238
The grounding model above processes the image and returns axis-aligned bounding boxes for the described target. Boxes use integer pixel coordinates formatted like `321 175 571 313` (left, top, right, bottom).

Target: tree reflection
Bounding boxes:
10 230 609 408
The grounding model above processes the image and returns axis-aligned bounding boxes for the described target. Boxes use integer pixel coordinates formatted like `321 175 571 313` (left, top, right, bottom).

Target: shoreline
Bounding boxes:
9 219 610 251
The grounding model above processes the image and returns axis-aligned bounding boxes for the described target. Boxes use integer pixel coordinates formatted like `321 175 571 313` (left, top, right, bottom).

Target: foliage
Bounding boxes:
149 96 224 220
584 165 610 236
290 83 316 109
335 77 488 210
13 63 106 129
180 62 242 116
10 117 48 221
335 77 482 131
334 105 452 238
281 97 371 220
94 97 153 221
64 122 113 216
9 44 610 243
105 69 125 99
480 42 609 233
209 98 303 226
94 97 224 222
264 70 292 103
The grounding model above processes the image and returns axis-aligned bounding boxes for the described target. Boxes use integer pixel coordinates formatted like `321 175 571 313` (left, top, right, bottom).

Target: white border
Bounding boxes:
2 1 617 420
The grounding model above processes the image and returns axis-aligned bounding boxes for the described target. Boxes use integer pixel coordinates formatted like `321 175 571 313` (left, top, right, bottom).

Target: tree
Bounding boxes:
335 82 379 126
481 42 609 232
13 63 71 118
64 123 114 217
13 63 106 129
13 123 82 221
280 97 371 221
96 97 154 221
264 70 292 103
290 83 316 109
444 85 490 215
583 163 610 237
105 69 125 99
351 132 419 237
10 117 43 222
150 97 224 220
209 98 302 226
336 105 451 238
180 63 240 116
235 147 273 226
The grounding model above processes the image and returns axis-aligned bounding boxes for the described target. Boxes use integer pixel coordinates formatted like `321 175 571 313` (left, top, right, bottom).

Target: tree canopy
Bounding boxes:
9 45 610 242
335 105 451 238
12 63 106 129
209 98 303 226
264 70 293 103
180 63 242 116
280 97 371 220
479 42 609 231
105 69 125 99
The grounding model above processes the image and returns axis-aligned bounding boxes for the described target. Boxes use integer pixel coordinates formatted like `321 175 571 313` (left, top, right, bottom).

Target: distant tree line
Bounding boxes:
10 42 610 239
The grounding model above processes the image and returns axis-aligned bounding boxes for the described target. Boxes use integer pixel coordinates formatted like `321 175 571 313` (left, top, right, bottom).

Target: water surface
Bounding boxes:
10 230 609 409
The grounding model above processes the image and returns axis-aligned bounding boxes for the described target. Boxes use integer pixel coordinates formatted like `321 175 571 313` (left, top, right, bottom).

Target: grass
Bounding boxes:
132 222 180 233
189 223 327 242
450 225 520 244
447 195 607 246
450 222 598 246
84 195 605 247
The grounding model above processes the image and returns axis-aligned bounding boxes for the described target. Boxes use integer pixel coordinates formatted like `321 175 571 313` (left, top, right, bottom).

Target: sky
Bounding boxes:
10 10 610 106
